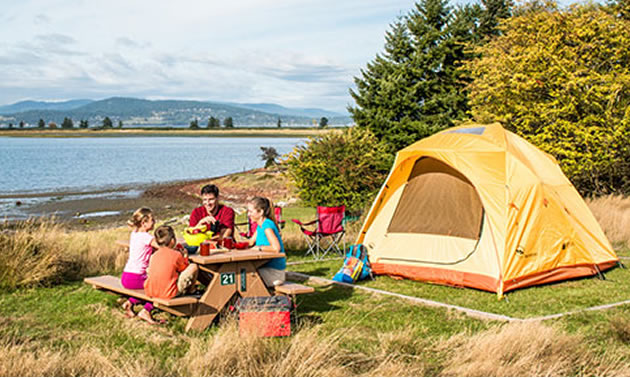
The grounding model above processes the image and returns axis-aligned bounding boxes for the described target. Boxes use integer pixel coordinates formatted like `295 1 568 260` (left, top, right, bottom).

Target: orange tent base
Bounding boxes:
373 260 619 294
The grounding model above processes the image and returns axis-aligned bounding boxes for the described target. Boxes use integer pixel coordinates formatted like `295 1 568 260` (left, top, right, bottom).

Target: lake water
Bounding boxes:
0 136 303 219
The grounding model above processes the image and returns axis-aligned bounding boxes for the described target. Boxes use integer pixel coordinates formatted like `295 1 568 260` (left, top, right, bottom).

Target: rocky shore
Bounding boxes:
11 167 292 229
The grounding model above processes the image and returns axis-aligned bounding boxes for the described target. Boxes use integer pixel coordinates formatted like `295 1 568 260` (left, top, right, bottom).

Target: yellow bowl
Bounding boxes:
183 229 213 246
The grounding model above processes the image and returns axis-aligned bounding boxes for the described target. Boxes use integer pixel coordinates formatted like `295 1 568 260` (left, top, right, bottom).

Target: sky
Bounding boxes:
0 0 430 113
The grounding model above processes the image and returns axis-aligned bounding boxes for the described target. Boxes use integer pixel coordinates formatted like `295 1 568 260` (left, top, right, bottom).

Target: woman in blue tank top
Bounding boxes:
246 196 286 286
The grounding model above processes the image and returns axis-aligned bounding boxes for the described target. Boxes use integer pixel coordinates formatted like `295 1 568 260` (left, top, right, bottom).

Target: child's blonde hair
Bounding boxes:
127 207 153 230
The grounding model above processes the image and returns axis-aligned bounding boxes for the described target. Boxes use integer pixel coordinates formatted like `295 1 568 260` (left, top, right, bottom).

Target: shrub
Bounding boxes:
284 128 392 213
260 146 279 168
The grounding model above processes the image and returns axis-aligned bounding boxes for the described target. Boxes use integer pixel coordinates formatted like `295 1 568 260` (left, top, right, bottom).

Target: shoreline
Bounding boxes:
2 167 290 229
0 127 336 138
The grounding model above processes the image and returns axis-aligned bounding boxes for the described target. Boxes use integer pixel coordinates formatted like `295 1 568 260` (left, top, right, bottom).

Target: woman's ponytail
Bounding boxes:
251 196 276 226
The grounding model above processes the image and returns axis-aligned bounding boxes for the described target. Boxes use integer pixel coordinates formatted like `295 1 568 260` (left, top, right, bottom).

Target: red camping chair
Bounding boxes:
292 205 346 259
274 206 286 230
237 206 286 240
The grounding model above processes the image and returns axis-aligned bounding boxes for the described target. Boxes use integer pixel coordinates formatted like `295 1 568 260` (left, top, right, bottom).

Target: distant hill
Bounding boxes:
0 97 352 127
225 102 344 118
0 99 93 115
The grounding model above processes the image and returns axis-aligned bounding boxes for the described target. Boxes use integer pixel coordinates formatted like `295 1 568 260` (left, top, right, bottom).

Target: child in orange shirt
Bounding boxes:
145 225 198 301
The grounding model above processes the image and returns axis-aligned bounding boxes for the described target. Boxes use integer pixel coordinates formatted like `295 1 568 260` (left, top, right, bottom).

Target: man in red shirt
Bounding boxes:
189 184 235 241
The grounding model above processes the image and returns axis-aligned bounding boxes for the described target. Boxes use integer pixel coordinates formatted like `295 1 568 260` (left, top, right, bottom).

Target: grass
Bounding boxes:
291 259 630 318
1 194 630 375
0 281 484 376
586 195 630 250
2 280 630 375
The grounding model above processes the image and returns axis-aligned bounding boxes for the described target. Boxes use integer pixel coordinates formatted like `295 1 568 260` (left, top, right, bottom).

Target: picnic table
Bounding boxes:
185 249 286 331
87 244 313 332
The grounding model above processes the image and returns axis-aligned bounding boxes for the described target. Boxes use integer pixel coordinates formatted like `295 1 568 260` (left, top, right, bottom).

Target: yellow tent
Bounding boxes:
357 123 618 296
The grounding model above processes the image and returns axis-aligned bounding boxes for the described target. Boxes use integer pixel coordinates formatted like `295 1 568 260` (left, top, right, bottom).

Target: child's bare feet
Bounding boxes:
122 300 135 318
137 309 159 324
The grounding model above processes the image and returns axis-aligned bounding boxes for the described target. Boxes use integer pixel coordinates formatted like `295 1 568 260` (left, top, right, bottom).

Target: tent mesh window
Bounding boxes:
387 157 484 239
444 127 485 135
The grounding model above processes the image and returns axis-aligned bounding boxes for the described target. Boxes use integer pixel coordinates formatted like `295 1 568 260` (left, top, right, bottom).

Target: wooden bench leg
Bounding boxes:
186 268 236 332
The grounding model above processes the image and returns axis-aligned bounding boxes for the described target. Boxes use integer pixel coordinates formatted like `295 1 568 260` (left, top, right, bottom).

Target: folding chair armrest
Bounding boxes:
291 219 317 227
234 221 249 226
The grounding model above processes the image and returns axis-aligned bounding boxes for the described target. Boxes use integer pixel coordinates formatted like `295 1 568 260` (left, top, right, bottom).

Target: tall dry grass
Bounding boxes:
587 194 630 249
0 334 160 376
9 316 630 377
3 307 630 376
440 322 630 376
0 218 128 290
0 316 426 377
175 318 428 376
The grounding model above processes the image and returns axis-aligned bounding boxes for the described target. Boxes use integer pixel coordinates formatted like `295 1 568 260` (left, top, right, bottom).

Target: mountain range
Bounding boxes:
0 97 352 127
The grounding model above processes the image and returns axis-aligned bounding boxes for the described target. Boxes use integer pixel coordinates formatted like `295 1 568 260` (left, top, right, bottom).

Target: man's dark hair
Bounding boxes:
201 184 219 197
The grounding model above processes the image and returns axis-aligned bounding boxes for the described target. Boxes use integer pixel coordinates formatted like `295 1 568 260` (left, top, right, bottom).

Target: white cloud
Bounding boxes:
0 0 424 112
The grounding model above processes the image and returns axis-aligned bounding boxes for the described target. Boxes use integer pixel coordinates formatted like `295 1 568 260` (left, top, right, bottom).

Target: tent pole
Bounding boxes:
594 264 606 280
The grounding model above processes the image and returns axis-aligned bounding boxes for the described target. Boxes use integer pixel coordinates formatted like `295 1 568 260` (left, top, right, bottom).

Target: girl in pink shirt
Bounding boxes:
121 207 160 324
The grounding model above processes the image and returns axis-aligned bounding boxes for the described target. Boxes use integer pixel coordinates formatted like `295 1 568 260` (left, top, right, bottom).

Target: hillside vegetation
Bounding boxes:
0 97 352 127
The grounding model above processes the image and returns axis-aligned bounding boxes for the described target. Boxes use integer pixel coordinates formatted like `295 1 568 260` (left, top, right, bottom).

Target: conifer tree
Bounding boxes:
62 117 74 129
477 0 513 38
207 116 220 128
349 0 511 153
102 117 113 128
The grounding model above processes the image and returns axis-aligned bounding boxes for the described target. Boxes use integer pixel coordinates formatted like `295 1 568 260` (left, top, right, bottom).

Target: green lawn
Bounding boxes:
288 254 630 319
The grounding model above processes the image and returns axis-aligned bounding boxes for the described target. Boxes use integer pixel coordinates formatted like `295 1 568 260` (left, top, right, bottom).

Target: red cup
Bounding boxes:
223 237 234 249
199 241 210 256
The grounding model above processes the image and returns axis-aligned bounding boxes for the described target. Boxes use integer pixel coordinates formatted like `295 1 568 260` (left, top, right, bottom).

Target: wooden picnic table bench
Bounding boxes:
84 275 199 317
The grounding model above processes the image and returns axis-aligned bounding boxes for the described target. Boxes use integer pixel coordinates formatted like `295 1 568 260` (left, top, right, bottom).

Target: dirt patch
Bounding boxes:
155 167 293 207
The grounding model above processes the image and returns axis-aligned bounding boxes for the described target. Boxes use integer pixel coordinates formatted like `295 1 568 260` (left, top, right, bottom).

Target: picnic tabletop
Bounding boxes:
189 249 286 265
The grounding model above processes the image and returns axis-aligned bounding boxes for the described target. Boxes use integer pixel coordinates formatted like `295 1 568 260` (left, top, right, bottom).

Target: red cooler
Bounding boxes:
236 296 292 337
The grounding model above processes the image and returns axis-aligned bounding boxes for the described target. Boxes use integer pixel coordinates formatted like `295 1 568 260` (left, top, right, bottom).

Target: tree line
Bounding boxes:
8 115 332 130
286 0 630 213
